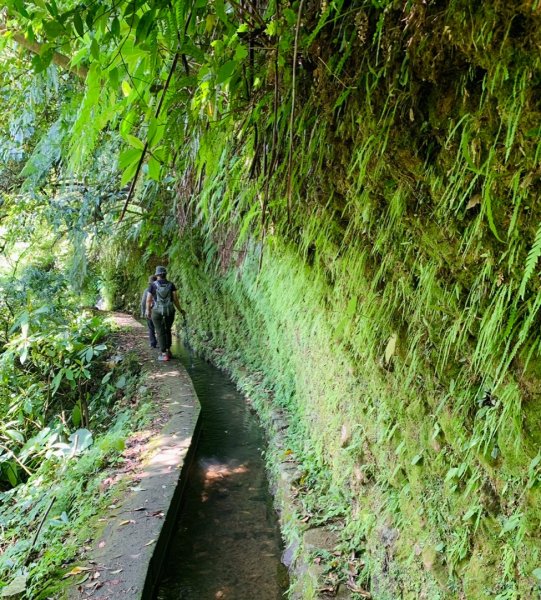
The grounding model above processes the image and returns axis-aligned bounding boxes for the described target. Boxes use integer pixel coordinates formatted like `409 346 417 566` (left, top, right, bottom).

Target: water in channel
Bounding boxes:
155 341 288 600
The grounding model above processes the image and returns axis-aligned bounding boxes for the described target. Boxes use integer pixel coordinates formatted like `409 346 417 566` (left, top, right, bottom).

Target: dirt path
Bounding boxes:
68 312 201 600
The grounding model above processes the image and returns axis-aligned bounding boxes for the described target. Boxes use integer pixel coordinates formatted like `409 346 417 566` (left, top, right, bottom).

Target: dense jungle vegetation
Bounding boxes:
1 0 541 598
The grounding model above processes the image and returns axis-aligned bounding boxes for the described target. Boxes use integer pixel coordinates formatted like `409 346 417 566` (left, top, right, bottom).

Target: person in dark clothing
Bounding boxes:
141 275 157 348
145 266 183 361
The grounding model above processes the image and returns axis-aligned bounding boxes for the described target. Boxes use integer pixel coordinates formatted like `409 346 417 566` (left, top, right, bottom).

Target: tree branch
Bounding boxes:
1 26 88 79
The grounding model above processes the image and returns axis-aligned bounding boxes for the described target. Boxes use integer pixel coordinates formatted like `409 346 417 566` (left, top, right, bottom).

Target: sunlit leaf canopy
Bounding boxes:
1 0 287 194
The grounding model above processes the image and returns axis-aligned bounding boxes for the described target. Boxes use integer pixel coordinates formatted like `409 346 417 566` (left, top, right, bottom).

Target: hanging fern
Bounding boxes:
518 223 541 300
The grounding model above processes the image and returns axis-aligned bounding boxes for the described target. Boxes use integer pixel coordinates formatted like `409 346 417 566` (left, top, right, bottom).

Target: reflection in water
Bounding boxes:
155 341 288 600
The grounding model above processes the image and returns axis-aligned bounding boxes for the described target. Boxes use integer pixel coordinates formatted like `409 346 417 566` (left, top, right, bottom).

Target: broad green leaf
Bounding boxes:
216 59 236 84
119 147 142 170
148 117 164 145
121 80 133 97
5 462 19 487
5 429 25 444
31 54 45 73
147 156 161 181
500 513 522 534
45 1 58 17
120 159 140 186
135 10 155 45
73 12 84 37
126 134 145 150
90 37 100 60
214 0 230 27
72 404 81 428
111 16 120 38
42 19 65 38
70 45 88 67
234 44 248 61
265 20 279 37
13 0 29 18
52 369 64 393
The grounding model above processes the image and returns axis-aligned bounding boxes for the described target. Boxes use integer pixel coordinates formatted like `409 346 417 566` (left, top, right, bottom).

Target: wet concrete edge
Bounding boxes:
68 314 201 600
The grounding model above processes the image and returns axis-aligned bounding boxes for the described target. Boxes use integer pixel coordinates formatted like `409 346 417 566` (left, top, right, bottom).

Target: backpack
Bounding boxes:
154 281 174 316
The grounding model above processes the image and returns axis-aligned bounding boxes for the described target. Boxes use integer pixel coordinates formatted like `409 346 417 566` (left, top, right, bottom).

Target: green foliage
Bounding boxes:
3 0 541 598
0 266 110 488
0 264 148 598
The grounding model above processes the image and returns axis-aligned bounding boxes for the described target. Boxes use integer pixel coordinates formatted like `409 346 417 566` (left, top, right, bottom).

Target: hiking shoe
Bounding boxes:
158 353 170 362
166 349 173 358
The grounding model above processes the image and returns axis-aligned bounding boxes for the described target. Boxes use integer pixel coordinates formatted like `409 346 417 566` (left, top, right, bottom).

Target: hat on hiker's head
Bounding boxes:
155 266 167 276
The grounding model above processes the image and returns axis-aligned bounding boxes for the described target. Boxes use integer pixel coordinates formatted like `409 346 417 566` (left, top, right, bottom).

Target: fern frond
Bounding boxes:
518 223 541 299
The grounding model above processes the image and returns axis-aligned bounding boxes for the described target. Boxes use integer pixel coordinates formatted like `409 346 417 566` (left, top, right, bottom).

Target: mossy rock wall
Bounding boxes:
165 232 539 598
110 1 541 596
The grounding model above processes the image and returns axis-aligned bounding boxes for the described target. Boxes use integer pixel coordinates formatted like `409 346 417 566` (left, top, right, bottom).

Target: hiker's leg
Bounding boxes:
146 318 157 348
151 311 167 353
164 313 174 350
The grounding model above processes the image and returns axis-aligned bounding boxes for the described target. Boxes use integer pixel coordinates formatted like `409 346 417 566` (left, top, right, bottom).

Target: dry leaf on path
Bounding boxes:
63 566 91 578
119 519 135 526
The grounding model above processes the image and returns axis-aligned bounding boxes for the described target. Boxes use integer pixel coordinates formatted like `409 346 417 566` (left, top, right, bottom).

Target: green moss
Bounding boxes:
99 2 541 596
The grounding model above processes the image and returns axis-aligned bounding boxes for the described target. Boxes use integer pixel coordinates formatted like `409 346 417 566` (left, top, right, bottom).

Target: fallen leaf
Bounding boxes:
144 539 156 546
110 569 123 574
98 541 106 548
63 566 91 578
119 519 135 526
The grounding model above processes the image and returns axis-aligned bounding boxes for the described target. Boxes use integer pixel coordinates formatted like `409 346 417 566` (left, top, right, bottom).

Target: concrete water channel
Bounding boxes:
68 315 287 600
154 341 288 599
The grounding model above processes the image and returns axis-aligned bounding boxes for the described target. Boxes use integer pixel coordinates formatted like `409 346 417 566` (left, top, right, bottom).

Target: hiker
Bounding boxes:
141 275 157 348
145 266 183 362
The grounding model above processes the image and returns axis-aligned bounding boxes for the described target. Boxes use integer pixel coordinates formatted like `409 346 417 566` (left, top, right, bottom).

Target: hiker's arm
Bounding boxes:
172 291 184 315
146 293 153 318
